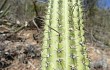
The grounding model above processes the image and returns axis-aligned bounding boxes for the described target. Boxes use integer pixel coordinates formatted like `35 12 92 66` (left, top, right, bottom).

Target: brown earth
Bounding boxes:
0 27 42 70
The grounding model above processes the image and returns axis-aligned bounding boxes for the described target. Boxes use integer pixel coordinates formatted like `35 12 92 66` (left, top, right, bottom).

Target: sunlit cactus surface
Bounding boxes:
41 0 90 70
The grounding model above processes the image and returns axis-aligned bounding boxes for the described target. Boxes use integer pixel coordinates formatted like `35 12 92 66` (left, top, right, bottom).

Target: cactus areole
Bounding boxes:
41 0 90 70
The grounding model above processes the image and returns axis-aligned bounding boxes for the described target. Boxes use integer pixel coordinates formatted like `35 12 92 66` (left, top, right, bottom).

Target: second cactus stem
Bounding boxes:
41 0 90 70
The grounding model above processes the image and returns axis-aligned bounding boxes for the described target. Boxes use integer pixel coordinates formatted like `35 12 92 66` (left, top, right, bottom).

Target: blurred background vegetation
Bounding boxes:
0 0 46 24
84 0 110 48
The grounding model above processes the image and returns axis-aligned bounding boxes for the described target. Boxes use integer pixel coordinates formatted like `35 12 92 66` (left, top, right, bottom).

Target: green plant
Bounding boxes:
41 0 90 70
0 0 10 18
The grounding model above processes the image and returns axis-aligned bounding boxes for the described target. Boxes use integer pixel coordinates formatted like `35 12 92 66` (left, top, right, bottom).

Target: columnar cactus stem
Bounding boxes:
41 0 52 70
46 0 59 69
59 0 70 69
77 0 90 70
41 0 90 70
71 0 85 70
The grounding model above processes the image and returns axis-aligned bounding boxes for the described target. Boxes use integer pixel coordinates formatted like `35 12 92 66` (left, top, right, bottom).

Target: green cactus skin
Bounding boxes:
41 0 90 70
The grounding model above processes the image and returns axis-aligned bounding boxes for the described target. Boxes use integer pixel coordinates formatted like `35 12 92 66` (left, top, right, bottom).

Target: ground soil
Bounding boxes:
0 27 42 70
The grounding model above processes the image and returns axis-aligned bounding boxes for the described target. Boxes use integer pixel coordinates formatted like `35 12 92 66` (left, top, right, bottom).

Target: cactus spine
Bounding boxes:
41 0 90 70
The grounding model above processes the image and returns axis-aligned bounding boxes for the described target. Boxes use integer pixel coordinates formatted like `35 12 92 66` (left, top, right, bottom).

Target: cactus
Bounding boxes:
41 0 90 70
